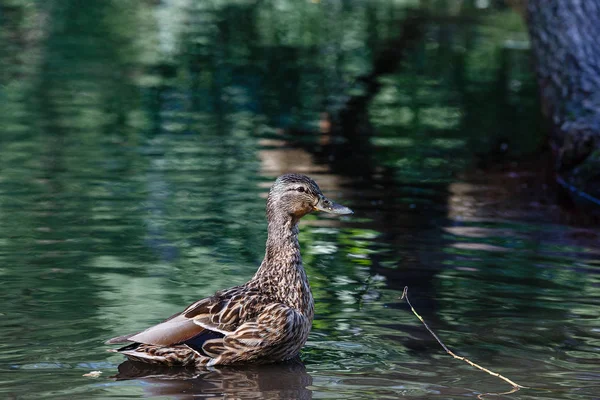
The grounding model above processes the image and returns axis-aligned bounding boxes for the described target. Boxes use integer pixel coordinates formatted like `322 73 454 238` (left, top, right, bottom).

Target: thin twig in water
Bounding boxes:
401 286 526 399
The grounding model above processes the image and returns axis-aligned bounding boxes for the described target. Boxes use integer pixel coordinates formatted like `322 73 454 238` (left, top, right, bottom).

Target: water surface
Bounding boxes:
1 1 599 399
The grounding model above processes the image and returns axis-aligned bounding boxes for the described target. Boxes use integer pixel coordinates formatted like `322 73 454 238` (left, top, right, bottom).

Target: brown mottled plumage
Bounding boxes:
106 174 352 367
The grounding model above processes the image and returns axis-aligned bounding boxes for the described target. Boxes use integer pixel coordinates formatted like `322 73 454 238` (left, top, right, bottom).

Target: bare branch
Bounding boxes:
401 286 527 399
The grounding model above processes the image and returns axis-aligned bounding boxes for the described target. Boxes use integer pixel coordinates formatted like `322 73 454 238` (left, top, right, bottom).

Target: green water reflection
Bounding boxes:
1 1 598 399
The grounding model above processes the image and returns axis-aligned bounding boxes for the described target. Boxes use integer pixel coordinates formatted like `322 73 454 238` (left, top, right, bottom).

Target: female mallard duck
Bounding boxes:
107 174 352 367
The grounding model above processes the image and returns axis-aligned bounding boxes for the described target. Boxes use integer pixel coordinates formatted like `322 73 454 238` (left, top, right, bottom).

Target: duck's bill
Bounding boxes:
315 196 353 215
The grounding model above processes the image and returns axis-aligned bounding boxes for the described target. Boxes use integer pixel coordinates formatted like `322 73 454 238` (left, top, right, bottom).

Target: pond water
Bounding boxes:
1 1 599 399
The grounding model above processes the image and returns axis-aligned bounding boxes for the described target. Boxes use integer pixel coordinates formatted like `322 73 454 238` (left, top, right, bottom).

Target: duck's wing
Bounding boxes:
182 288 265 333
105 309 194 345
203 303 309 366
105 286 267 347
106 311 207 346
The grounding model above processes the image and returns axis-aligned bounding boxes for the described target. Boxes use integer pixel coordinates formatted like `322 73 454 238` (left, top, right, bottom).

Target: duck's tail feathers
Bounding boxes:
105 333 140 345
115 343 199 366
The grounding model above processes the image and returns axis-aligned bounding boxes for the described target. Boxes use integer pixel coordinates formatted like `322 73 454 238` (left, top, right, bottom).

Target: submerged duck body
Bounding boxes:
107 174 352 367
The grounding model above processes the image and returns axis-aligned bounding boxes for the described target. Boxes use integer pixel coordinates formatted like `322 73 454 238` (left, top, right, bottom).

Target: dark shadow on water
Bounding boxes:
114 359 312 399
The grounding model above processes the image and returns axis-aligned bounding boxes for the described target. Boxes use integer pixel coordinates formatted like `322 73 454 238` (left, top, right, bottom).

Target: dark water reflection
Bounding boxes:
1 1 599 399
114 360 312 399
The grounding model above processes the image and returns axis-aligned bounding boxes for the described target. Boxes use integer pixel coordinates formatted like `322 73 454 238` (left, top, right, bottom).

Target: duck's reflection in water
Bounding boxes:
114 358 312 399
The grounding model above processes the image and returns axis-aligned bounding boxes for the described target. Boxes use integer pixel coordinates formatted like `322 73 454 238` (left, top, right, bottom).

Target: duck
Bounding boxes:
106 173 353 367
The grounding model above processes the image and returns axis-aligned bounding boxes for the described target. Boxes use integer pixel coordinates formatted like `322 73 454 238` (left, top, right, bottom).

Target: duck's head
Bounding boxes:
267 174 353 221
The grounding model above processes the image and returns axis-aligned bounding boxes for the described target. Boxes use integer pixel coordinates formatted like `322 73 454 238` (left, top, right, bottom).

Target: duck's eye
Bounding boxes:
296 187 305 193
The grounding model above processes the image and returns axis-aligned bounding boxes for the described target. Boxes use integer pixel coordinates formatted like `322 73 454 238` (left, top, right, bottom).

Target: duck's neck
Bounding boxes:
252 212 313 315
